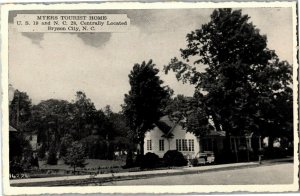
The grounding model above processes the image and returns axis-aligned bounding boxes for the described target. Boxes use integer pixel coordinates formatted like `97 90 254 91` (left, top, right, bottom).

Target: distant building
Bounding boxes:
10 126 38 151
24 132 38 152
201 130 226 153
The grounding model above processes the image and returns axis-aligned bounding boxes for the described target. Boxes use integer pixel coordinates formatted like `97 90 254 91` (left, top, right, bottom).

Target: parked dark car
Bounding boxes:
194 151 215 165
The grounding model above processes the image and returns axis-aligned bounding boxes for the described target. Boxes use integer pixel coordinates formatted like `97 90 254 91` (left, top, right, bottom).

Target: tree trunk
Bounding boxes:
125 148 133 167
199 138 202 153
211 113 221 132
233 138 239 162
268 136 274 150
246 138 250 162
47 128 51 148
140 139 144 155
73 165 76 174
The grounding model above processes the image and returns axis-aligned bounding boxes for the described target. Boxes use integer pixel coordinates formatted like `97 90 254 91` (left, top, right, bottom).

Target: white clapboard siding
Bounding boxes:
144 124 200 159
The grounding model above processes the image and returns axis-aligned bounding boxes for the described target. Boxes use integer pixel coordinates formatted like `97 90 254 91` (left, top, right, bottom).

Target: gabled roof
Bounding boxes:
155 116 174 135
155 115 223 138
155 115 178 138
159 115 175 128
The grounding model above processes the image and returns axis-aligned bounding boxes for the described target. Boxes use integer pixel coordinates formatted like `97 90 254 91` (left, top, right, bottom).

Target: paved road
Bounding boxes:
103 163 294 185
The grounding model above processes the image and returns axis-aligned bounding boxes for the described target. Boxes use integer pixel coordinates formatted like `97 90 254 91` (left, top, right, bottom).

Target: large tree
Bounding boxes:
123 60 172 155
9 89 33 173
165 9 293 142
186 93 215 137
9 89 32 131
71 91 97 140
164 94 192 122
30 99 72 148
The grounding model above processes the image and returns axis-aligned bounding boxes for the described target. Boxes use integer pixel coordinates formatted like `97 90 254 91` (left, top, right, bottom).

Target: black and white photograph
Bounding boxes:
1 1 298 194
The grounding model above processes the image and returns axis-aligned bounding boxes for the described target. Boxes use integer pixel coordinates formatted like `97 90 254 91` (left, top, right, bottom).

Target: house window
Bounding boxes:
192 140 195 151
188 139 192 151
183 139 188 151
176 139 195 152
189 139 194 151
179 139 182 151
181 139 184 151
147 140 152 150
159 140 164 151
176 139 182 151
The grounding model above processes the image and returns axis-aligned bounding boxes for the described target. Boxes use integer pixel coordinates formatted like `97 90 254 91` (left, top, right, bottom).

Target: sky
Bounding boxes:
8 8 294 112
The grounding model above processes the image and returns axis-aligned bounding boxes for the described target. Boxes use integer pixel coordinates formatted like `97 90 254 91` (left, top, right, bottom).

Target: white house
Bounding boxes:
144 115 200 159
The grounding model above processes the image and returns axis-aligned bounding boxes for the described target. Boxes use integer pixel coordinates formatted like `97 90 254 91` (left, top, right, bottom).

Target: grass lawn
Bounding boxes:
39 159 126 171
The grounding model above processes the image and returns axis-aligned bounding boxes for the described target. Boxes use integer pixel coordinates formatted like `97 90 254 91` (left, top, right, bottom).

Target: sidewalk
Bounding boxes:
10 158 292 186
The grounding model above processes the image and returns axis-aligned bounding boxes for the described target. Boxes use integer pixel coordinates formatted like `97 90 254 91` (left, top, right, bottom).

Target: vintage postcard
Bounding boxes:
1 1 298 195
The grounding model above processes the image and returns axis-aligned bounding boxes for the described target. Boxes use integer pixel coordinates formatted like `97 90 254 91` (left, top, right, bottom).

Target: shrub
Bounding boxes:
163 150 187 167
263 147 288 159
140 152 160 169
134 154 144 167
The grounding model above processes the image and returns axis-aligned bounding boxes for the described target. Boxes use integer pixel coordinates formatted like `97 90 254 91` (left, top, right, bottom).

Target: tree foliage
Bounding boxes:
9 88 131 164
71 91 97 140
164 8 293 139
31 99 72 148
9 132 32 162
164 94 214 137
123 60 172 155
64 141 87 173
164 94 192 122
9 90 32 131
9 89 34 172
59 134 74 157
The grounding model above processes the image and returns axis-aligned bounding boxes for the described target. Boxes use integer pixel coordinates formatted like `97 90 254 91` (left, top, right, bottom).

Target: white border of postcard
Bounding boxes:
1 1 298 194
